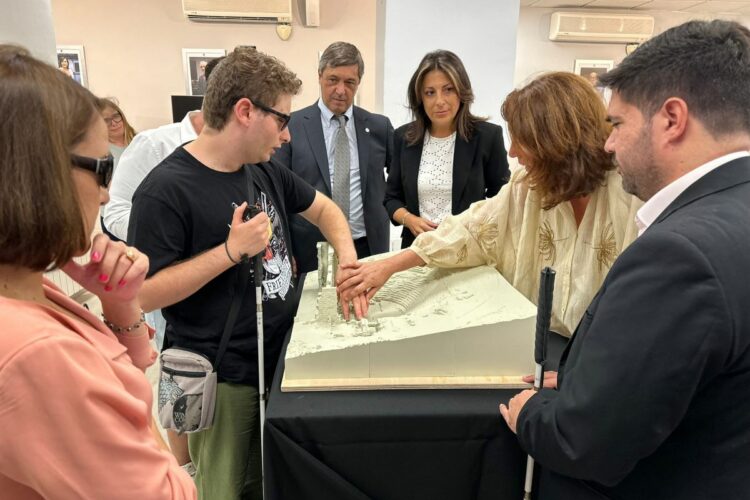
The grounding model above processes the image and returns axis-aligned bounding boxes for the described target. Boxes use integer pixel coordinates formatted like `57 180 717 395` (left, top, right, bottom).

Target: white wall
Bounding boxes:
51 0 380 130
0 0 57 64
380 0 520 129
514 7 750 87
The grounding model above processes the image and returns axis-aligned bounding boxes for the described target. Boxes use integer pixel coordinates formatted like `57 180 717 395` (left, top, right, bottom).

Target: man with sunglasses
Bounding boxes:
275 41 394 286
128 47 365 500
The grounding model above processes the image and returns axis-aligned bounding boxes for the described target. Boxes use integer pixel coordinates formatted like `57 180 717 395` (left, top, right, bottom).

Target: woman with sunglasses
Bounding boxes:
0 45 195 499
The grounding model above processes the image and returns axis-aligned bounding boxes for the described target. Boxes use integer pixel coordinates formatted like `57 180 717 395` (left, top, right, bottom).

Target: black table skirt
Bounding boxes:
264 331 568 500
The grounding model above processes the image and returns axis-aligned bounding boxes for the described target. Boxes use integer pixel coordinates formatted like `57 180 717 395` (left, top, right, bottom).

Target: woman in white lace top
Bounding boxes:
383 50 510 248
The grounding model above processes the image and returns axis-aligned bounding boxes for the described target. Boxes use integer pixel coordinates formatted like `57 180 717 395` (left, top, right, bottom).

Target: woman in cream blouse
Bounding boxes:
339 72 641 339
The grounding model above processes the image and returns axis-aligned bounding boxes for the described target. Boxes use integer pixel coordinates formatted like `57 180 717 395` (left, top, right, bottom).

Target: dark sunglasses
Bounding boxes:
250 99 291 131
71 153 115 187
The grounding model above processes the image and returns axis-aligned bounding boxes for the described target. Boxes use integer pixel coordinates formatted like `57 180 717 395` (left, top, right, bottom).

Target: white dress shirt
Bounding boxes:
318 99 365 239
103 111 199 241
636 151 750 235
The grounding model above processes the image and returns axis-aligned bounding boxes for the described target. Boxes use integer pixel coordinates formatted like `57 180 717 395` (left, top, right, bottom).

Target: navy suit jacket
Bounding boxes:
383 120 510 248
517 157 750 499
275 102 394 272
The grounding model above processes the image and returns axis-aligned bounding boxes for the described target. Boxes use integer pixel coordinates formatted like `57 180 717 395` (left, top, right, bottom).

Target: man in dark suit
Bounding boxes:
500 20 750 499
275 42 394 275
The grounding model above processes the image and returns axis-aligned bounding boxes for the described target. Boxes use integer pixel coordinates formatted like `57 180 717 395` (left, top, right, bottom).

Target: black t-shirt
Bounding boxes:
128 147 316 386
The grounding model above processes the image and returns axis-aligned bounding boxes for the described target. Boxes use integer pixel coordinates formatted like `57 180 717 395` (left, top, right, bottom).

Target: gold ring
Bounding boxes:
125 248 138 262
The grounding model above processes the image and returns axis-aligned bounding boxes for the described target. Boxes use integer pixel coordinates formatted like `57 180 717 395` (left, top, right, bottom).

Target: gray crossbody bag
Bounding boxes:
157 166 256 434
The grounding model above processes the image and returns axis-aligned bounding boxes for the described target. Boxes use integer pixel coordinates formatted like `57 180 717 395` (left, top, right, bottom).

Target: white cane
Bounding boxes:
523 267 556 500
253 250 266 499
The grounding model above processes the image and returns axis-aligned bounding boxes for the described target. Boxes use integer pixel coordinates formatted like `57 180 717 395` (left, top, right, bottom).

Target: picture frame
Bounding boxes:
182 48 226 96
574 59 614 100
56 45 88 87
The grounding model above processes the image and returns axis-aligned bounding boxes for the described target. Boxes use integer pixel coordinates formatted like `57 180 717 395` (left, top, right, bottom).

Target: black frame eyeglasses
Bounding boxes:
250 99 291 131
71 153 115 187
104 112 123 127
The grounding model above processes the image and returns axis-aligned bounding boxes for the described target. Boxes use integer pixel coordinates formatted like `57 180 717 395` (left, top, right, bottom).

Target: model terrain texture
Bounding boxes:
282 247 537 391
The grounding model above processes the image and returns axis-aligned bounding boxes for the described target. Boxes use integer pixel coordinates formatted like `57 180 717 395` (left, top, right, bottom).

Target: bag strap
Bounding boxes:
214 165 257 371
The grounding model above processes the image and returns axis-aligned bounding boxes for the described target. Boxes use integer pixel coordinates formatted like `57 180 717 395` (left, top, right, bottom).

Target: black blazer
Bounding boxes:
517 157 750 499
275 102 394 273
383 120 510 248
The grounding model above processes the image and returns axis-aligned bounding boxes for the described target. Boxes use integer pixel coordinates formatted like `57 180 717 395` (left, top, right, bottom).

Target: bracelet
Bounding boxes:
224 238 241 265
103 310 146 333
224 237 249 265
401 211 409 226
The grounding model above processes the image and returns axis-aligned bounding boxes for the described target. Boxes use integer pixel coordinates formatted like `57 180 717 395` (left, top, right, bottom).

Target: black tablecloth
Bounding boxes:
264 331 568 500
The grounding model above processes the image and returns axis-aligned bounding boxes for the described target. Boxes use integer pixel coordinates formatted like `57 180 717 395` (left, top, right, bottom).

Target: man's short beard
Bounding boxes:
620 175 648 201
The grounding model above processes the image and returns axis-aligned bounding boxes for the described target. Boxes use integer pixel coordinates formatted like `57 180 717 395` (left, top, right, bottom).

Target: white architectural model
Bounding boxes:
281 246 537 391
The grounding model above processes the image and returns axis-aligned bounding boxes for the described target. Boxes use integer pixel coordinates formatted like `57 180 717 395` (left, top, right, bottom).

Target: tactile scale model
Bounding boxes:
282 244 537 390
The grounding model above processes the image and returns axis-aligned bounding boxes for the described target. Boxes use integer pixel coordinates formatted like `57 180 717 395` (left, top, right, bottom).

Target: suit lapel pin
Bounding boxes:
365 127 370 133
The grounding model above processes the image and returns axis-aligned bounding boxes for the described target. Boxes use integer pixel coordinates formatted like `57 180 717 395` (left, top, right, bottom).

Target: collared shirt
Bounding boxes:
411 169 642 337
317 99 365 239
103 111 200 241
636 151 750 235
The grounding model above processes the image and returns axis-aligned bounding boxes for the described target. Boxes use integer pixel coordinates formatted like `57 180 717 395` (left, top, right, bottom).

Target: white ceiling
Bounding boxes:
520 0 750 14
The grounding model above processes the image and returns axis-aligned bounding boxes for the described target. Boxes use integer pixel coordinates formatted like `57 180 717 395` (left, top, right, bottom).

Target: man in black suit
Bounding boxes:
275 42 394 275
500 20 750 499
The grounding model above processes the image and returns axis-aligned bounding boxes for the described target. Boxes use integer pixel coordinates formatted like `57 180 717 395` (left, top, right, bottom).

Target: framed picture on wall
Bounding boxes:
56 45 88 87
574 59 614 98
182 48 226 96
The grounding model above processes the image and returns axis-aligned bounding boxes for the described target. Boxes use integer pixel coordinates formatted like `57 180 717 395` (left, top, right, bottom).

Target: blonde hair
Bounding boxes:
97 97 136 145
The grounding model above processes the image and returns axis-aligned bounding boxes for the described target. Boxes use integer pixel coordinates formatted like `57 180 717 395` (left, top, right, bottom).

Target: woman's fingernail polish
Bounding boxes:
92 251 101 262
98 273 109 282
104 285 112 292
118 279 127 287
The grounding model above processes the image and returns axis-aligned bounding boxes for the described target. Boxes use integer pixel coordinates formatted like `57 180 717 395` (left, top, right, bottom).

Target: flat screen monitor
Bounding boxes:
171 95 203 123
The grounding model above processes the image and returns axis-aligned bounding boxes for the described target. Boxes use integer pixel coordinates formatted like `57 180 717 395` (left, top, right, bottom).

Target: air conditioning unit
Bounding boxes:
549 12 654 43
182 0 292 23
297 0 319 27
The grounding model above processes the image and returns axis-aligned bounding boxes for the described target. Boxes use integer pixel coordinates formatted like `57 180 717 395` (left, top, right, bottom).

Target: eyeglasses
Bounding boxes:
71 153 115 187
104 113 122 127
250 99 291 131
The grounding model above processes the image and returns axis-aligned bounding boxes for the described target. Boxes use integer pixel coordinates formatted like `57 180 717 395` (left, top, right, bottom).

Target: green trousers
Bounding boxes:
188 382 262 500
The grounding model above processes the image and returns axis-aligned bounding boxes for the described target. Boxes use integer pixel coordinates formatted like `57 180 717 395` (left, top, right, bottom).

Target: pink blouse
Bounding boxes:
0 281 196 499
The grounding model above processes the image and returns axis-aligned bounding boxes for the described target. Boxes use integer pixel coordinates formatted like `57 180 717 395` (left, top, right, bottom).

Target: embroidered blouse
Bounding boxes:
411 168 641 337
